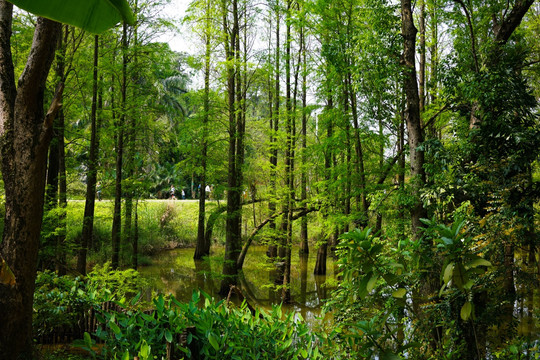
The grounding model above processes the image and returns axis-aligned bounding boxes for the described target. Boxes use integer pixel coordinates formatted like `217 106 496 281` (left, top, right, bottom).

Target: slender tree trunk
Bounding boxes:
419 0 426 113
49 25 68 274
78 35 101 275
314 93 333 275
347 73 368 226
401 0 427 240
220 0 243 296
111 23 129 269
57 103 67 275
0 6 61 357
267 0 280 259
132 199 139 269
299 23 308 255
55 27 69 275
195 1 212 259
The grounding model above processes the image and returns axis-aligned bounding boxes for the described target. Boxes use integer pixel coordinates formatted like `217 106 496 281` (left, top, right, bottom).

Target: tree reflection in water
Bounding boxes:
140 245 336 326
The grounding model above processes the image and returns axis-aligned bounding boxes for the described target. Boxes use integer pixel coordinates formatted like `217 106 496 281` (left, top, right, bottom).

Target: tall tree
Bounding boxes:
77 34 101 275
219 0 245 296
194 0 214 260
0 1 132 355
111 22 129 269
401 0 426 239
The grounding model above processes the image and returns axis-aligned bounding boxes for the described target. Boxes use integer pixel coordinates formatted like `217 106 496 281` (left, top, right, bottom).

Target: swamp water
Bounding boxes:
139 246 336 325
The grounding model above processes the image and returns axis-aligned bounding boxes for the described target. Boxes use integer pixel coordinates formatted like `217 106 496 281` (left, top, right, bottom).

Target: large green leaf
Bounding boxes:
8 0 134 34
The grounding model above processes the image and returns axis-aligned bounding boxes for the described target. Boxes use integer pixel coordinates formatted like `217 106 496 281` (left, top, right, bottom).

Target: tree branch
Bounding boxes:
494 0 535 45
453 0 480 72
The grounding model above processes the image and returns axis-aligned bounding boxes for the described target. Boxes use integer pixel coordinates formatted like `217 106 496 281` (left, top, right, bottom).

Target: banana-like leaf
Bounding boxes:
8 0 134 34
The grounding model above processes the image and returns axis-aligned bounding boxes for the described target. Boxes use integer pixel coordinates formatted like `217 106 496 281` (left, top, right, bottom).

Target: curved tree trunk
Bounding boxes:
0 8 61 358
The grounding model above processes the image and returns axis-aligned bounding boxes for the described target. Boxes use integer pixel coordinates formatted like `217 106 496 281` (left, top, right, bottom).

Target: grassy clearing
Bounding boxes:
60 198 323 269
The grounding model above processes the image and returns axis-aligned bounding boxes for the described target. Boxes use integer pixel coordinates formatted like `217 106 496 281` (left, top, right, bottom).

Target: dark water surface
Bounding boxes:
138 246 336 325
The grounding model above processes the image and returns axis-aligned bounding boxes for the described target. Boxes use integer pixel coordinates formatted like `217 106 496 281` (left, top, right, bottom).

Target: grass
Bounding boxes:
39 195 325 271
62 199 227 268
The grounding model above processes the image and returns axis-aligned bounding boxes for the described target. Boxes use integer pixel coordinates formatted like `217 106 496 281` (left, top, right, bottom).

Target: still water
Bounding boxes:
138 246 337 325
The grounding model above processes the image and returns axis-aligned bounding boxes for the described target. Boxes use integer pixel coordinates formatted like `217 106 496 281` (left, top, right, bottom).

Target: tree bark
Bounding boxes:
0 6 61 357
78 35 101 275
195 0 212 259
267 0 280 259
401 0 427 240
299 22 308 255
111 23 129 269
220 0 244 296
314 93 333 276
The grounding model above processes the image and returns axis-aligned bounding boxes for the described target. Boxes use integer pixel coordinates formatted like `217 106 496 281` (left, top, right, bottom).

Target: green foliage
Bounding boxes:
86 290 323 360
85 294 186 359
33 266 147 341
86 262 147 301
9 0 134 34
33 271 90 339
325 228 412 359
420 218 492 321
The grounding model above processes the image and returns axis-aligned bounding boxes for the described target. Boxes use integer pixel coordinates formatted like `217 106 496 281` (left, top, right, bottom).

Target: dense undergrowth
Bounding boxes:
34 220 539 359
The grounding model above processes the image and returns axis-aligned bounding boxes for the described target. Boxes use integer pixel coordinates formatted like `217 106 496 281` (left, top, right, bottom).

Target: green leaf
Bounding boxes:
83 332 93 349
165 329 173 343
367 274 378 293
8 0 134 34
392 288 406 298
208 332 220 351
121 350 130 360
443 262 454 284
453 263 468 291
140 340 150 359
109 320 121 335
381 351 403 360
466 258 492 268
460 301 473 321
359 272 372 299
130 292 141 306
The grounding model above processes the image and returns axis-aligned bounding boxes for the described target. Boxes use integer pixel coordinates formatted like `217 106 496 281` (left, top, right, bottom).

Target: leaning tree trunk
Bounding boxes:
0 6 62 358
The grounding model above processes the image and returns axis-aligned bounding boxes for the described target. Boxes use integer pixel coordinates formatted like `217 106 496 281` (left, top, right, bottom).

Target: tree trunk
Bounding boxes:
419 0 426 113
0 6 61 357
314 93 333 276
220 0 244 296
299 24 308 255
195 2 212 259
401 0 427 240
347 73 368 226
78 35 101 275
111 23 129 269
267 0 280 260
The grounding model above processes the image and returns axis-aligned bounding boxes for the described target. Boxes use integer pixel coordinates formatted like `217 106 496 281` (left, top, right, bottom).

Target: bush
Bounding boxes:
85 291 324 360
33 265 148 341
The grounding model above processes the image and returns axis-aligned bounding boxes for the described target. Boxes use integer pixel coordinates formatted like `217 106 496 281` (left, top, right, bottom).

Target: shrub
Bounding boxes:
86 291 324 360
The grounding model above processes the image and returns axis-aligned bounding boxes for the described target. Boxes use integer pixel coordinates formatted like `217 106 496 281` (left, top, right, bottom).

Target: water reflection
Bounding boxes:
139 246 335 323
